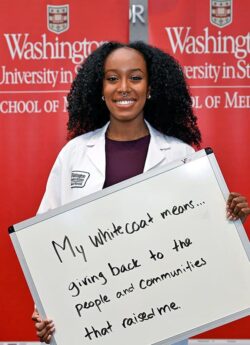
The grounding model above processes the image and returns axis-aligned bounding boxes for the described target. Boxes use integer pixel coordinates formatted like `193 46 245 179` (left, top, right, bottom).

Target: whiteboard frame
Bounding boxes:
9 148 250 345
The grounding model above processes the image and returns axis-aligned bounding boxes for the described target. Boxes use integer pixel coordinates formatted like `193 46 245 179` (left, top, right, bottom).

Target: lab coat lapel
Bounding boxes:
85 121 170 175
144 122 170 172
86 123 109 176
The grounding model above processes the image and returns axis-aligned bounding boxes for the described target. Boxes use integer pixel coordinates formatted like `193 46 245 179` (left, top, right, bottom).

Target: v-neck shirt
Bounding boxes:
103 135 150 188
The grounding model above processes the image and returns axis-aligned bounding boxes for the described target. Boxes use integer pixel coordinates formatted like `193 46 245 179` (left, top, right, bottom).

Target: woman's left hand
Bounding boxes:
226 192 250 223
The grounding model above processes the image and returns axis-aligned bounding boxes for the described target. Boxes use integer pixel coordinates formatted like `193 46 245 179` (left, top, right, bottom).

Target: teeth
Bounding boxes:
116 100 134 105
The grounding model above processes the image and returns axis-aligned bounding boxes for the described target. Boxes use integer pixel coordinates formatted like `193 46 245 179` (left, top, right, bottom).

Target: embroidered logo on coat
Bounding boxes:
71 171 90 188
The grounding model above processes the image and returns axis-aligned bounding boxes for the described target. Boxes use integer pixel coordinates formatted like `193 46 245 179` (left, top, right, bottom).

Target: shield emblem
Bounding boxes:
47 4 69 34
210 0 233 28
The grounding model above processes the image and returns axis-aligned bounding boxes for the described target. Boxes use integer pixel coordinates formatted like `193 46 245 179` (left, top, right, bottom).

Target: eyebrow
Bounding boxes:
104 68 144 74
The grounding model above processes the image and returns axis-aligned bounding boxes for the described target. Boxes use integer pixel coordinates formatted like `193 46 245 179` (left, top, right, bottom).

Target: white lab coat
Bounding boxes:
38 121 194 214
38 121 191 345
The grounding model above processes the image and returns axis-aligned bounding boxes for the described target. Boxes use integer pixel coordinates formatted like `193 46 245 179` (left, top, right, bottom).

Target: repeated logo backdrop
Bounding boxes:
149 0 250 192
0 0 249 341
0 0 128 340
149 0 250 338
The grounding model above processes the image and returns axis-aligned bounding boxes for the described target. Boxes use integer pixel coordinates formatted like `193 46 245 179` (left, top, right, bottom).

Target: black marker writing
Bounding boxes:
157 301 180 315
108 258 141 277
149 249 164 261
84 321 113 341
75 294 111 316
89 213 153 248
139 257 207 290
122 307 156 328
161 200 195 219
172 238 192 252
68 271 107 297
116 283 135 299
52 235 87 263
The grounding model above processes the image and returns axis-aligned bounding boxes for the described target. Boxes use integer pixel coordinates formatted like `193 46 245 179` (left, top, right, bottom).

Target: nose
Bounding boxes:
118 77 130 93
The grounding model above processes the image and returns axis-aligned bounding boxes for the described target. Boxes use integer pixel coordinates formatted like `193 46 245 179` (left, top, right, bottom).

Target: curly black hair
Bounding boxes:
67 41 201 146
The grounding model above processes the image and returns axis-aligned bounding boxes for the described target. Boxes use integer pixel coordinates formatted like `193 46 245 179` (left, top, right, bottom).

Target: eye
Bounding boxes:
130 75 143 81
106 76 118 82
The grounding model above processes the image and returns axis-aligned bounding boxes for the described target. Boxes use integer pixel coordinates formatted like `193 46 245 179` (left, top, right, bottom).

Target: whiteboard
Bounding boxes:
9 148 250 345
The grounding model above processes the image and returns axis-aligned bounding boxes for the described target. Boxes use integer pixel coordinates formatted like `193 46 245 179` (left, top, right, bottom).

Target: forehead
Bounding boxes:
104 47 147 71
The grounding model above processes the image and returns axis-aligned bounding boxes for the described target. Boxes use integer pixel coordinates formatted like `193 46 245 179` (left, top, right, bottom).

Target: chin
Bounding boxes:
114 115 141 123
110 109 144 122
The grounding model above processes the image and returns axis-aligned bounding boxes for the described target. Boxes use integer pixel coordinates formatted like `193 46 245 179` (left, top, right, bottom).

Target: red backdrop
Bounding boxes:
149 0 249 339
0 0 249 341
0 0 129 340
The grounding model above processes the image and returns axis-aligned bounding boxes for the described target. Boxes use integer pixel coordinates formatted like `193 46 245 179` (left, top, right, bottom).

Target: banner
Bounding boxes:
148 0 250 339
0 0 249 342
0 0 128 341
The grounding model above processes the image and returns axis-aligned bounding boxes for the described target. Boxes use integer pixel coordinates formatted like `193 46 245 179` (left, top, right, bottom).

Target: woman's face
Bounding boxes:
103 47 149 124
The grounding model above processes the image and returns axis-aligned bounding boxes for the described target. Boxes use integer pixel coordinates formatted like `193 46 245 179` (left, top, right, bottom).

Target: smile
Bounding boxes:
114 100 135 105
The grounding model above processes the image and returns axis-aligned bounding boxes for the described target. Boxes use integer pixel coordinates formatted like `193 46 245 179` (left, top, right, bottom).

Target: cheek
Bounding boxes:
137 83 148 98
103 83 114 96
137 89 148 103
103 96 114 113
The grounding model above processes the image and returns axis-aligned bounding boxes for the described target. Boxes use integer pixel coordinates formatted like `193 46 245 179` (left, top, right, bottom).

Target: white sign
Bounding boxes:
10 149 250 345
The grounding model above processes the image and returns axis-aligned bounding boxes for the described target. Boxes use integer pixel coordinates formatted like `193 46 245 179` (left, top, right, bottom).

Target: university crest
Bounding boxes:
210 0 233 28
47 4 69 34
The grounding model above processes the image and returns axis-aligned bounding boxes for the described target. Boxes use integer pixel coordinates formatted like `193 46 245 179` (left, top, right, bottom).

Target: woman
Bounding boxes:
32 41 250 343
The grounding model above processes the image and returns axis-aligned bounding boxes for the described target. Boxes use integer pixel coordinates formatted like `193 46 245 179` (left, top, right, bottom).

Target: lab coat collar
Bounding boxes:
143 121 170 172
85 121 171 175
86 123 109 176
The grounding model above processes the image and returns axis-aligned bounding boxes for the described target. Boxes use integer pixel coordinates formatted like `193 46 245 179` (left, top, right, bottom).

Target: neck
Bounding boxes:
107 119 149 141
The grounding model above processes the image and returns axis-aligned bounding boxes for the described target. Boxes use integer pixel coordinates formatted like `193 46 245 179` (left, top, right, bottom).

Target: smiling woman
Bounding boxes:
31 41 250 344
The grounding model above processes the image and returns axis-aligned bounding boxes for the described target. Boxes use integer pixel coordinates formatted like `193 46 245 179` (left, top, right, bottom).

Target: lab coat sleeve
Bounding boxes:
37 153 63 214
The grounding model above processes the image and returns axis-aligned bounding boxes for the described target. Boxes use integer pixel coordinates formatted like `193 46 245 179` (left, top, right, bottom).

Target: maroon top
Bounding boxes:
103 135 150 188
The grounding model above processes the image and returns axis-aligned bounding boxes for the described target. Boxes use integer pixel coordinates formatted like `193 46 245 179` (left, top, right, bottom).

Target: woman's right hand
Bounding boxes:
32 309 55 343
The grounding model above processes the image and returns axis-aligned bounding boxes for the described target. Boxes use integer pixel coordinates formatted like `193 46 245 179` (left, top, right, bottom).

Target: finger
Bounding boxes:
227 197 247 213
36 320 48 332
227 192 240 205
227 192 245 207
231 202 248 216
37 324 55 343
233 206 240 217
243 207 250 215
229 202 248 216
39 327 55 343
44 332 54 344
227 206 250 221
36 320 54 334
37 327 47 338
31 311 41 322
239 207 250 217
228 195 246 206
